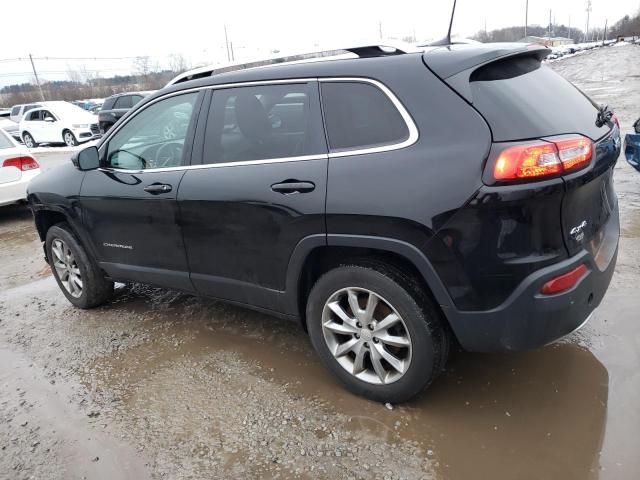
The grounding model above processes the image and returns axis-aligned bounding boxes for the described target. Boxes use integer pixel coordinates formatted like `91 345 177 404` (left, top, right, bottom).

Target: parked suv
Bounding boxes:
10 103 42 123
27 43 621 402
98 91 151 134
19 102 100 147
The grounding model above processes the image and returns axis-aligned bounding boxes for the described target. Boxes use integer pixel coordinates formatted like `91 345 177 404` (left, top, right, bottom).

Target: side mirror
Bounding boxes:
72 146 100 171
44 117 54 123
634 117 640 134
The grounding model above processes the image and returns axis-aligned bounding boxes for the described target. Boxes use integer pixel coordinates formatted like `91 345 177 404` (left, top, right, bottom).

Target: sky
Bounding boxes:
1 0 638 88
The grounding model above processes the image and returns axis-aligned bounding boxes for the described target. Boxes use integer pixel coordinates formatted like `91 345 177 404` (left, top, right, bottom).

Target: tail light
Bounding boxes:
2 156 39 171
491 135 593 183
540 264 588 295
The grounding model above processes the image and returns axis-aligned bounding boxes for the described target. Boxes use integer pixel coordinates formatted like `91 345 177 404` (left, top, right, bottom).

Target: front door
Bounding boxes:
179 81 328 312
80 91 203 291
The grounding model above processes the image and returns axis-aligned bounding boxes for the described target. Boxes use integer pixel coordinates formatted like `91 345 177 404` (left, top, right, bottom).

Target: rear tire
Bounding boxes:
45 223 113 309
63 130 78 147
306 263 449 403
22 132 37 148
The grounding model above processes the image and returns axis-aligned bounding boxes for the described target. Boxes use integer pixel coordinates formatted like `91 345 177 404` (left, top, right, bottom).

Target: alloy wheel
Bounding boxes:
321 287 412 385
64 132 76 146
24 134 34 148
51 238 83 298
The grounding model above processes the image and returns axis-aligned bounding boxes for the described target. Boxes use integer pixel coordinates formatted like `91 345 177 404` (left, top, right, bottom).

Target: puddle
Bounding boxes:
76 285 618 480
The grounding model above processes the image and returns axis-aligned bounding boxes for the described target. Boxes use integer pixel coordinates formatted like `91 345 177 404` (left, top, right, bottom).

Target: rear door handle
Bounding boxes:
271 180 315 194
143 183 172 194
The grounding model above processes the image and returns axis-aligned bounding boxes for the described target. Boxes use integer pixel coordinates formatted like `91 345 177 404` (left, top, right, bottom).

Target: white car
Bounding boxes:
19 101 100 148
0 128 40 206
10 103 43 123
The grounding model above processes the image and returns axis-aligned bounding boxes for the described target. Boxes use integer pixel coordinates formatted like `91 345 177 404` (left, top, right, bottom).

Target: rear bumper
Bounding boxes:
446 206 619 352
0 170 40 206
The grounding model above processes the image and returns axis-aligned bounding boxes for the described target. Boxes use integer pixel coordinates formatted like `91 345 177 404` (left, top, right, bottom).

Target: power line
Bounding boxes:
0 55 161 63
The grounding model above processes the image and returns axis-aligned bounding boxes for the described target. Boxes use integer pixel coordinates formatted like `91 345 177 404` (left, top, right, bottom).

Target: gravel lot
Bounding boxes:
1 44 640 480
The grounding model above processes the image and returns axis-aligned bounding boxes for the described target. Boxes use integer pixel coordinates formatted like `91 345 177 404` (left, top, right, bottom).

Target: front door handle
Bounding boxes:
143 183 172 194
271 180 315 194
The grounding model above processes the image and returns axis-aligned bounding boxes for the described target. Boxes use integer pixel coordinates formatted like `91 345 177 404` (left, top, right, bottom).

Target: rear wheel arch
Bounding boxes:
289 236 454 332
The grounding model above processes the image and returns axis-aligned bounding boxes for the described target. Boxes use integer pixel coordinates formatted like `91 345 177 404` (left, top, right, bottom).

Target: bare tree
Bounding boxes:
168 53 190 73
133 56 153 77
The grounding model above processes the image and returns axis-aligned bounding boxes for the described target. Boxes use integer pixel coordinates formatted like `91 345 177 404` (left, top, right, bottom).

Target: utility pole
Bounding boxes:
230 41 235 61
548 9 552 44
568 14 571 41
524 0 528 38
484 18 487 36
378 21 383 40
224 24 231 62
585 0 592 42
28 53 45 101
603 18 608 45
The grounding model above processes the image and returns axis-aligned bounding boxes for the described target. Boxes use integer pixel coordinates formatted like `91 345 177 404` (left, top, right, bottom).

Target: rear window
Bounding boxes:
470 56 608 142
321 82 409 151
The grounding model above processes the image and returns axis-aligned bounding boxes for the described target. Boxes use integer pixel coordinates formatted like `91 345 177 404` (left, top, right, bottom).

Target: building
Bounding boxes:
518 36 574 47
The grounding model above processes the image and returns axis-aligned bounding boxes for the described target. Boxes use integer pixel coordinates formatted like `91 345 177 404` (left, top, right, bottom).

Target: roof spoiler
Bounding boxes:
424 43 551 103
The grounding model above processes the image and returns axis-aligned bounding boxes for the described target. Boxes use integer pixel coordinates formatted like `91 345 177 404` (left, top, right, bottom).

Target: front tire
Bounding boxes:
306 263 449 403
63 130 78 147
46 223 113 308
23 132 37 148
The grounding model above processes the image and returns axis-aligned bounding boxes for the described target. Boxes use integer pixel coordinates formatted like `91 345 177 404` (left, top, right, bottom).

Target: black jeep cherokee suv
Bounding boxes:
27 43 621 402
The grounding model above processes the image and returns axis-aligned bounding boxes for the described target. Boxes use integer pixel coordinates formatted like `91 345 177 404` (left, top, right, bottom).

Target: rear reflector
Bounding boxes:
540 264 588 295
492 135 593 182
2 156 39 171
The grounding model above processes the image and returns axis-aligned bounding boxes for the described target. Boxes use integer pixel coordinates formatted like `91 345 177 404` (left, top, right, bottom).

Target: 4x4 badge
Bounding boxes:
570 220 588 242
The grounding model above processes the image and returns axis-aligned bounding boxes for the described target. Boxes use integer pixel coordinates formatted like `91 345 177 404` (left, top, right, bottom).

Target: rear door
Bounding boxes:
23 110 42 141
179 81 327 311
80 91 204 290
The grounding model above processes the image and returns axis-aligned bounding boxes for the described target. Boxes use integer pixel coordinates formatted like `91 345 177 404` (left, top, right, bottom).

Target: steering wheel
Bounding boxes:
155 142 183 168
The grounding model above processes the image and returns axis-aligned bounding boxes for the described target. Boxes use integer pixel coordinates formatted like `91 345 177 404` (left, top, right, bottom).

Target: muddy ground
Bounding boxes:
1 44 640 480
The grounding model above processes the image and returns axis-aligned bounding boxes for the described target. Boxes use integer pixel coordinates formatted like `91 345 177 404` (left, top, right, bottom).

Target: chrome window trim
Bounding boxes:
319 77 419 158
98 76 418 173
99 153 329 174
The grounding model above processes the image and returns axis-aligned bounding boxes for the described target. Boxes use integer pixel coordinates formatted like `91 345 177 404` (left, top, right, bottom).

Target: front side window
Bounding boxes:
11 106 20 116
203 82 325 164
105 92 198 170
320 81 409 151
42 110 55 121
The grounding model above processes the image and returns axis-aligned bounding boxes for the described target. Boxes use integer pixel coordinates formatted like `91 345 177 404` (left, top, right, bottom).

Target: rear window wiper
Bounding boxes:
596 104 614 128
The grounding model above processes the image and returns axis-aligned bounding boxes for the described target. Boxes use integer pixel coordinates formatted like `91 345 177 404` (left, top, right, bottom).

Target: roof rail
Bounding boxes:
166 41 422 86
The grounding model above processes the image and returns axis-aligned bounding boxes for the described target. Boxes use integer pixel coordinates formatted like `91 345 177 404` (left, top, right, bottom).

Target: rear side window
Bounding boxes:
114 96 133 109
469 56 608 141
320 81 409 151
24 104 39 113
203 82 325 164
27 111 41 121
131 95 143 106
